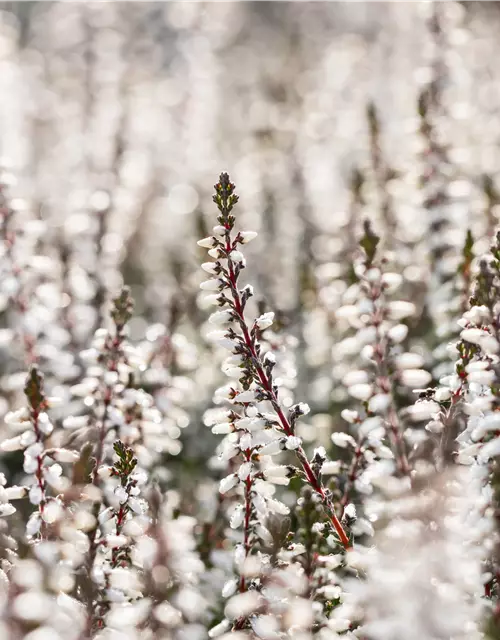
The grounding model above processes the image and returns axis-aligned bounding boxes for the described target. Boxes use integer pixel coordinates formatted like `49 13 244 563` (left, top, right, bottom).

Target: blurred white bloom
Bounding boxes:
219 474 239 494
341 409 359 424
399 369 432 388
348 383 373 401
387 301 416 320
394 353 425 369
239 231 258 244
225 591 262 620
332 432 356 448
285 436 302 450
434 387 452 402
197 236 216 249
388 324 409 343
255 312 274 330
381 272 403 293
368 394 391 413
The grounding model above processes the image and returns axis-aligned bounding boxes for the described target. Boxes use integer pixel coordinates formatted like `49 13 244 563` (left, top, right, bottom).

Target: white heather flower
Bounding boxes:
0 502 15 516
233 390 256 404
266 497 290 516
399 369 432 388
219 474 239 494
381 272 403 293
344 503 357 519
465 360 489 372
70 379 99 397
348 383 373 401
463 305 490 325
212 422 232 435
208 247 223 259
62 415 89 430
206 330 236 350
106 534 129 549
341 409 359 424
200 278 223 292
471 414 500 441
358 326 378 346
0 435 23 452
239 231 258 244
239 433 252 450
314 445 326 459
434 387 452 402
460 327 493 346
42 500 63 524
263 351 276 365
264 466 290 480
29 486 43 506
5 486 27 500
209 309 233 325
343 370 370 386
197 236 216 249
209 619 231 638
388 323 409 343
252 615 280 638
479 438 500 462
202 294 223 306
467 369 495 385
222 579 238 599
259 440 283 456
229 250 245 263
394 352 425 369
233 416 252 429
407 401 440 421
368 394 391 413
478 335 499 354
238 461 252 480
359 416 383 437
51 449 80 463
285 436 302 450
115 486 128 504
223 366 242 378
322 460 342 475
426 420 445 434
4 407 29 425
26 513 41 536
332 432 356 448
335 305 359 325
230 506 244 529
365 267 381 282
255 312 274 330
201 261 218 274
387 301 416 320
225 591 261 620
296 402 310 415
97 465 112 480
213 225 226 236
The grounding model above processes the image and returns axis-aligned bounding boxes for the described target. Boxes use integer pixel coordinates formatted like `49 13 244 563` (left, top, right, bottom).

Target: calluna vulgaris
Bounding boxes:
0 162 500 640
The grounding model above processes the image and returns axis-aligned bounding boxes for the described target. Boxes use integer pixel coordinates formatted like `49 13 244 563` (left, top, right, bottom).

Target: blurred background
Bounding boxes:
0 1 498 489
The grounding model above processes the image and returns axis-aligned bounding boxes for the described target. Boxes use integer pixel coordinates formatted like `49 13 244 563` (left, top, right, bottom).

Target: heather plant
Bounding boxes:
0 1 499 639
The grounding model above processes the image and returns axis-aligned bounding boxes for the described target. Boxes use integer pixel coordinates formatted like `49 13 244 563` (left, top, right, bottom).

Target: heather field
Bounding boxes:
0 2 499 639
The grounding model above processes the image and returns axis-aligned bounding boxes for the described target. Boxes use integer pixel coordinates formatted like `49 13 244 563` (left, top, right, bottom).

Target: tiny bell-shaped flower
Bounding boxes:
239 231 258 244
255 312 274 330
197 236 216 249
